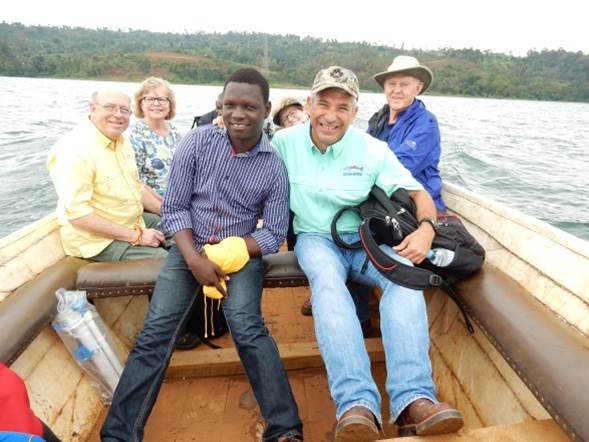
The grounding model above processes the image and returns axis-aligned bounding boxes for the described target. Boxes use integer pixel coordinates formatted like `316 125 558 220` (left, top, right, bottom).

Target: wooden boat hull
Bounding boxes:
1 183 587 441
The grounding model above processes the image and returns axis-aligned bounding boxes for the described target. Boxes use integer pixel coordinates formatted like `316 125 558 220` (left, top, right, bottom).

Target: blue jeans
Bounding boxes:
101 245 302 442
349 281 372 323
295 233 436 425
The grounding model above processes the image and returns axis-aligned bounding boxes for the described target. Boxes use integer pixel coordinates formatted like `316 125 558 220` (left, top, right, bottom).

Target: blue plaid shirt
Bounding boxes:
161 126 289 255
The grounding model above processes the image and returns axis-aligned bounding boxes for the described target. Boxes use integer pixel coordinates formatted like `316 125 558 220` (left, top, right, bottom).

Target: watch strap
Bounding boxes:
418 217 438 232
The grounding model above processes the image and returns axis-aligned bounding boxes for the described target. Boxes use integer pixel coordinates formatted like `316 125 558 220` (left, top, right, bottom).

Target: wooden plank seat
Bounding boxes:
2 251 588 440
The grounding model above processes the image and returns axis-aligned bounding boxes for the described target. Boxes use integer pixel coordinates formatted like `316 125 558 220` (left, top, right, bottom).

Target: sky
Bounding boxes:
3 0 589 57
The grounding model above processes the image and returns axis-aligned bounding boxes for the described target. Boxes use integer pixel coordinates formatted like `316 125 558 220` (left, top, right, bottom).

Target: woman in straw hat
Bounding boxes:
368 56 446 213
271 96 308 129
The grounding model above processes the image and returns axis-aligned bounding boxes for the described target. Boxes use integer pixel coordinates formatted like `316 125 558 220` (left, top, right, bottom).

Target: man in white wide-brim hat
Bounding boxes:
368 55 447 213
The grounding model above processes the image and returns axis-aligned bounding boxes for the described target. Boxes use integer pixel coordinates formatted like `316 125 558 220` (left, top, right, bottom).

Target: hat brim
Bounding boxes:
373 66 433 94
271 102 304 126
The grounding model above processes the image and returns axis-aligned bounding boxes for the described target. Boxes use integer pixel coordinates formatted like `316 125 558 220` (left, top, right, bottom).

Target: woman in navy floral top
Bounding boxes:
131 77 181 201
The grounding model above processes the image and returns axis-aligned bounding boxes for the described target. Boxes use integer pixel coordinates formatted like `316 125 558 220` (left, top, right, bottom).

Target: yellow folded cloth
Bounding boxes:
202 236 250 299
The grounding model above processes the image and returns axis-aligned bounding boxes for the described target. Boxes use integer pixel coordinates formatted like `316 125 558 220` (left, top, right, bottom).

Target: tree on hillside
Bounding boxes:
0 22 587 102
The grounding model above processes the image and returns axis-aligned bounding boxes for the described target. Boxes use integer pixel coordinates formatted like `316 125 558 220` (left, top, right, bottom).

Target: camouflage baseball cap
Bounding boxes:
311 66 359 100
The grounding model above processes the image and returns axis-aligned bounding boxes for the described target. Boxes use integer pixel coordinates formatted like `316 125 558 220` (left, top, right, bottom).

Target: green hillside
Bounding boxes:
1 22 588 102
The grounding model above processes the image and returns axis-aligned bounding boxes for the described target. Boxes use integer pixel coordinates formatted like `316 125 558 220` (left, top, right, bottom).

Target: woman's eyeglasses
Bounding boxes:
142 96 170 104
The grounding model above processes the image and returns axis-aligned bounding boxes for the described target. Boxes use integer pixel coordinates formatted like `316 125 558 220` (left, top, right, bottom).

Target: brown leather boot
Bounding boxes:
334 406 380 442
396 399 463 437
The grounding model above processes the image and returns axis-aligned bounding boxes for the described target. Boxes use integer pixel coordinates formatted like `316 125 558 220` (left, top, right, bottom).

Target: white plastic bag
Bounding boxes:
52 288 124 404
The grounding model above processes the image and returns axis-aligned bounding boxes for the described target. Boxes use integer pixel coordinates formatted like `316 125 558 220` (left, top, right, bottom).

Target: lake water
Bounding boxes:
1 76 588 241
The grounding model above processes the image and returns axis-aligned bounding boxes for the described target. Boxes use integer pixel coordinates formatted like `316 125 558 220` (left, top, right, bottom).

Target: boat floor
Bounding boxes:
86 286 567 441
89 286 393 441
88 364 399 441
86 368 567 442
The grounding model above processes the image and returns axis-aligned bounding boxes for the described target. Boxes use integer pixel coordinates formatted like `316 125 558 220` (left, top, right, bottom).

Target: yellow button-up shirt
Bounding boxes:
47 118 145 258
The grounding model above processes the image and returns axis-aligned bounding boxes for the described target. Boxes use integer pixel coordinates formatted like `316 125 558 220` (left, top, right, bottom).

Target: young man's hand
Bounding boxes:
173 229 228 296
186 254 228 297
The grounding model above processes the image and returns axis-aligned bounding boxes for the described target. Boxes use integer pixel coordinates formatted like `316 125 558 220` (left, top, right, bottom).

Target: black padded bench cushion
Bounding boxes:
0 257 87 365
77 251 308 299
77 258 164 299
455 266 589 442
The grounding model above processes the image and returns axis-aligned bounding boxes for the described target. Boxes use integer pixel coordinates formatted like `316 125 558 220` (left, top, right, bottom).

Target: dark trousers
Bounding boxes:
101 245 302 442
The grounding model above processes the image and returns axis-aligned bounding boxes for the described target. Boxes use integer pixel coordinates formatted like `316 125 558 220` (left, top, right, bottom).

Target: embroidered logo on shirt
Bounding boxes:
343 165 364 176
404 139 417 150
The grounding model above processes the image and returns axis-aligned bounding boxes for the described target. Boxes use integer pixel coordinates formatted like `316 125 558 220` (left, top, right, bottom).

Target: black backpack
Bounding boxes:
331 186 485 333
181 289 229 349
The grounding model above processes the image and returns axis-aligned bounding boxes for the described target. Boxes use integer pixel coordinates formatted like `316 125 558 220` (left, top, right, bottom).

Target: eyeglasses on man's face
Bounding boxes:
142 96 170 105
95 103 132 116
280 108 306 127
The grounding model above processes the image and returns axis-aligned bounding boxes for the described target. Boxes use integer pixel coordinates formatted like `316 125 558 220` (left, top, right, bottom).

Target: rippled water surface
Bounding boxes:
1 76 588 240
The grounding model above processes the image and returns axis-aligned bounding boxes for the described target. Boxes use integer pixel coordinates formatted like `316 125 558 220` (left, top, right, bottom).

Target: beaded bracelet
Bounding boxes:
130 224 144 246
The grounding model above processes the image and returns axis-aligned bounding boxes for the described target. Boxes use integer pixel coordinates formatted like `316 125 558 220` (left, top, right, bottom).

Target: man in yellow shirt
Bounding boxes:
47 89 166 261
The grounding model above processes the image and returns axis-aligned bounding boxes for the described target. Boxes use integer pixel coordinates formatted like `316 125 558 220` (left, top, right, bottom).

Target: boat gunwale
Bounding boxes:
444 182 589 258
0 212 59 250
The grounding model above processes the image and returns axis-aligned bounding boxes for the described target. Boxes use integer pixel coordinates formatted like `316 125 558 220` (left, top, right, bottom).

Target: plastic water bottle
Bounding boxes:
427 248 455 267
53 288 124 401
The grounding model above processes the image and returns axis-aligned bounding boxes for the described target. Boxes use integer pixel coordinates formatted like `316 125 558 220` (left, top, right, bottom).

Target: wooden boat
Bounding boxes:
1 182 588 442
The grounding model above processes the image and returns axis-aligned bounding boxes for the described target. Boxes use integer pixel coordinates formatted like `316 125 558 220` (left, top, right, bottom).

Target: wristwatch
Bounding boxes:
418 217 439 232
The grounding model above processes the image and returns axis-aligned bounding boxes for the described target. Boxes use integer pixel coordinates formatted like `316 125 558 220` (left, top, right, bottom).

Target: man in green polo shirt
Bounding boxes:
272 66 463 441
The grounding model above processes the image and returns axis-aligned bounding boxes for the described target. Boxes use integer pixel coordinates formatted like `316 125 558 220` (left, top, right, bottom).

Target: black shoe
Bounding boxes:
175 331 201 350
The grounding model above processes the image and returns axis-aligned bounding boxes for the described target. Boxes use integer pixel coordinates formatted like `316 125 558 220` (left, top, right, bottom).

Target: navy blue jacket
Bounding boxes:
367 99 446 212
